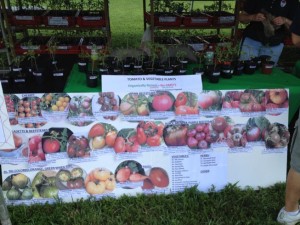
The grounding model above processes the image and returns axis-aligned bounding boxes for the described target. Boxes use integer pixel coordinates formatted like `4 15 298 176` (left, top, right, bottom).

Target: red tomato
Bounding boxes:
105 131 117 147
175 105 190 115
147 134 161 146
175 92 187 107
156 123 164 137
128 141 140 152
144 121 157 132
152 93 174 111
88 123 105 138
137 127 147 145
114 137 126 153
43 139 60 153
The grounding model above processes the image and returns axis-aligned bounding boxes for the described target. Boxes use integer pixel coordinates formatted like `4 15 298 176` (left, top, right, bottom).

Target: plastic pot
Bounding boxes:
86 71 98 87
261 61 275 74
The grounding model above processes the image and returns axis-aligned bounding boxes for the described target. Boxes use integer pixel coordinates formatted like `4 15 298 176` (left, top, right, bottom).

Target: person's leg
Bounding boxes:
239 37 261 60
259 43 284 65
285 168 300 211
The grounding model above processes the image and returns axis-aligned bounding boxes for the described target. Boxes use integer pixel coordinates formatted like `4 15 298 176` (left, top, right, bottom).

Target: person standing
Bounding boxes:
277 6 300 225
238 0 298 65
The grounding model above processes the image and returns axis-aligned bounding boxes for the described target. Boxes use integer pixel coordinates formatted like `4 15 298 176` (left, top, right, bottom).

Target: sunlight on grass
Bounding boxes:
109 0 144 48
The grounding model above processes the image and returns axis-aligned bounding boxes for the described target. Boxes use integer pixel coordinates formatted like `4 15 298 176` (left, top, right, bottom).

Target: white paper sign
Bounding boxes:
0 83 15 150
101 74 203 93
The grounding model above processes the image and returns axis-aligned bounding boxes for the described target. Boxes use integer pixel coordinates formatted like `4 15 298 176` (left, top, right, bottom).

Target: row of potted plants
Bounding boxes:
76 40 275 88
8 9 106 27
14 36 107 55
145 0 235 27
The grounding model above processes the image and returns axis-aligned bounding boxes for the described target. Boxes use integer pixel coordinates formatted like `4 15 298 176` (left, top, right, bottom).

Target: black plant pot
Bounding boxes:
221 64 233 79
0 73 12 93
193 67 204 76
208 67 221 83
243 60 257 74
86 71 98 87
99 64 109 76
163 67 174 75
233 60 244 76
32 68 45 85
78 60 88 73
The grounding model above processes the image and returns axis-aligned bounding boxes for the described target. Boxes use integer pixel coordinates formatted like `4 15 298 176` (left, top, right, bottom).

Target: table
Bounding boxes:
64 65 300 123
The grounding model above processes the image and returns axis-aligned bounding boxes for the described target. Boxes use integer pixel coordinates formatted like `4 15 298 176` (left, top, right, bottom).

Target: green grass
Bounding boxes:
8 183 286 225
109 0 144 48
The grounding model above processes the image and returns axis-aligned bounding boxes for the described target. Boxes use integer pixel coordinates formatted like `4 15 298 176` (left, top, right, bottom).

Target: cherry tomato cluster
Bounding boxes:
97 92 119 120
4 94 18 125
113 128 140 153
186 123 212 149
17 97 46 128
67 135 91 158
136 121 164 147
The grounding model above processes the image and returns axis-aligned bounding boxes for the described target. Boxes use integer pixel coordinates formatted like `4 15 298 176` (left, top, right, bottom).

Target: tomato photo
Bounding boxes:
119 93 149 116
198 90 222 111
148 91 175 112
174 92 198 115
42 128 73 154
88 123 118 150
113 128 140 153
67 135 91 158
163 121 188 146
136 121 165 147
85 168 116 194
43 139 60 154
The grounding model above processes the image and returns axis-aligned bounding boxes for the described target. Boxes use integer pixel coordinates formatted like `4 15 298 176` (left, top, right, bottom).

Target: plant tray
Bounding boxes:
182 13 213 27
174 36 209 52
200 35 232 47
9 10 46 26
43 10 78 26
145 12 181 27
77 10 106 27
154 36 180 45
51 37 83 54
81 37 107 52
206 11 235 26
15 36 51 54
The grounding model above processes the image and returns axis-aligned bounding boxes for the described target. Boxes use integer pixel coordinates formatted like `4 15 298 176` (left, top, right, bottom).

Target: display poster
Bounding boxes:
0 83 15 150
0 75 289 206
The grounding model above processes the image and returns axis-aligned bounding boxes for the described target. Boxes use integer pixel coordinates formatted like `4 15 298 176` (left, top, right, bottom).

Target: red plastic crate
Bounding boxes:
80 37 107 53
9 10 46 26
53 37 82 54
15 36 50 55
76 10 106 27
145 12 181 27
182 13 213 27
206 11 235 26
43 10 78 26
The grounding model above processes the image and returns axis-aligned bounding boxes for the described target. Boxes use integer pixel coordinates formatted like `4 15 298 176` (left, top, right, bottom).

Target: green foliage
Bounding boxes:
7 183 286 224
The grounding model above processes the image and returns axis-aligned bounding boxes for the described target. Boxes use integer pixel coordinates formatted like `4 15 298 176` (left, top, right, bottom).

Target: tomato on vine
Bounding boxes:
137 127 147 145
175 92 188 107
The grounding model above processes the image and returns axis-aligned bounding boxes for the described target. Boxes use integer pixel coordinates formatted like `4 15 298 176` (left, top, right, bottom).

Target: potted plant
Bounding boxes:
25 49 45 85
175 49 189 75
193 51 205 75
47 37 65 80
86 44 99 87
0 57 11 92
241 45 257 75
78 47 90 72
8 54 28 91
98 48 110 76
